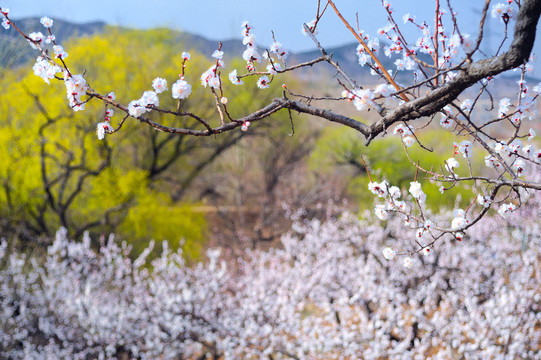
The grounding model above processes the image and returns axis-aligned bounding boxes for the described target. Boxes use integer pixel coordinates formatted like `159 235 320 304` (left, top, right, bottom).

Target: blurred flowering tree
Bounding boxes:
2 0 541 253
0 191 540 359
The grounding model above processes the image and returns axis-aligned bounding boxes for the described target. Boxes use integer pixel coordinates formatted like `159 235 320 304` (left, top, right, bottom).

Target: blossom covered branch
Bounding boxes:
2 0 541 254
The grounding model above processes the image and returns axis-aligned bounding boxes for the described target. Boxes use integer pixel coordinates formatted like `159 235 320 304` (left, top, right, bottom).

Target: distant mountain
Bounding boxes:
288 41 538 87
0 17 249 69
0 17 361 77
288 42 375 84
0 18 105 68
0 17 416 84
2 17 532 88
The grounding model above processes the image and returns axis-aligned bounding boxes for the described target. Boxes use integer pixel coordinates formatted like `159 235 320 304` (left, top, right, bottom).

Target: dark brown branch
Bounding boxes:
87 89 287 135
277 98 370 136
271 0 541 145
366 0 541 143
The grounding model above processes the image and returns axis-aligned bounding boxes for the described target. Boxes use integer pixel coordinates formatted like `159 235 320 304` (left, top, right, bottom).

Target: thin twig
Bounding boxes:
327 0 409 102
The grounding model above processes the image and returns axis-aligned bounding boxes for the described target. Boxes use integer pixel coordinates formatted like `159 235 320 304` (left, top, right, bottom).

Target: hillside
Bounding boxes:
0 17 367 79
1 18 531 97
0 18 105 68
0 17 247 69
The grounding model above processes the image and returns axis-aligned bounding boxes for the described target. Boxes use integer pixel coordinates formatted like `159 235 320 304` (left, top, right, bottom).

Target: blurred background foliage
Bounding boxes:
310 127 480 211
0 28 272 258
0 26 487 258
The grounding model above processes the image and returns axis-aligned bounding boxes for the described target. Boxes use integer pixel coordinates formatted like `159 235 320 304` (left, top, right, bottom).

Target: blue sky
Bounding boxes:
2 0 538 61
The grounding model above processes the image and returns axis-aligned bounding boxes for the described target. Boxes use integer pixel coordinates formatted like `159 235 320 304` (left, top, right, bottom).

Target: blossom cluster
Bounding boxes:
96 92 116 139
32 56 61 84
96 121 113 140
200 49 223 88
64 73 88 111
485 128 541 176
128 90 159 117
365 170 495 252
1 8 9 29
23 17 67 85
171 78 192 99
343 1 518 118
491 1 516 23
229 21 287 90
355 31 380 67
241 21 261 72
1 11 291 141
116 55 193 137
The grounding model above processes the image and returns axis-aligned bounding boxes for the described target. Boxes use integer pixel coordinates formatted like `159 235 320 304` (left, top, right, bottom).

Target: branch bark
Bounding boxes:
277 0 541 143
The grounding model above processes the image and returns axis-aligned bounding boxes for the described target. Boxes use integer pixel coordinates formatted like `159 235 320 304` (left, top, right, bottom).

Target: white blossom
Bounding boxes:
477 195 492 208
498 203 516 218
96 122 113 140
403 257 414 268
32 57 61 84
409 181 426 203
229 69 244 85
382 247 396 260
181 51 191 60
374 204 388 220
171 78 192 99
445 157 460 172
40 16 53 28
257 75 270 89
402 136 415 147
152 77 168 93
